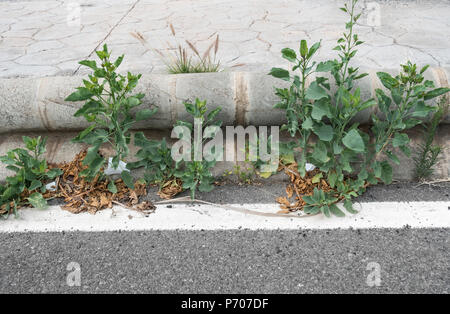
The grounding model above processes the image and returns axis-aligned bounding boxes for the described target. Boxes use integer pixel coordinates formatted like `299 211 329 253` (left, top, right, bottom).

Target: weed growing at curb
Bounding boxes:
127 134 183 199
270 0 450 216
174 99 222 199
0 136 62 217
65 44 157 188
413 97 448 180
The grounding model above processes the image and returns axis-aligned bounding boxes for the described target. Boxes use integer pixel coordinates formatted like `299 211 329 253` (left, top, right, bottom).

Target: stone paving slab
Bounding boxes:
0 0 449 78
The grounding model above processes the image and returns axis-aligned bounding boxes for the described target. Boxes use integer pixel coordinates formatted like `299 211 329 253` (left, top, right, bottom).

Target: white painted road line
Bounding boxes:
0 201 449 232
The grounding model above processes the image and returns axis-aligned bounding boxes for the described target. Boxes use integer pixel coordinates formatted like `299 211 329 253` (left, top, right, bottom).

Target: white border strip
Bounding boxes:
0 201 449 232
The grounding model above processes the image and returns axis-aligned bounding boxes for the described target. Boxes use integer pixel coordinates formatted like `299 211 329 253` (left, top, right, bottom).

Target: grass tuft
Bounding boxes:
131 24 221 74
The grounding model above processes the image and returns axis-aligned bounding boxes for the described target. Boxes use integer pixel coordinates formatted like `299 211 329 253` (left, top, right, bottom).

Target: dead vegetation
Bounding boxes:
276 163 333 213
157 178 184 200
48 150 155 215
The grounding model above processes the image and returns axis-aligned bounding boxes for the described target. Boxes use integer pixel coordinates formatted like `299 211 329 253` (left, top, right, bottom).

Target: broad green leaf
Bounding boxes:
313 124 334 141
358 169 368 181
391 87 403 105
82 129 109 145
136 108 157 121
404 118 421 129
342 129 365 152
65 87 94 102
281 48 297 62
358 99 377 112
420 65 430 74
83 144 101 166
311 142 329 163
385 150 400 165
343 199 358 214
29 180 42 191
307 41 321 59
311 99 332 120
312 173 323 184
333 142 343 154
305 82 328 100
198 181 214 192
121 171 135 190
329 204 345 217
74 100 104 117
321 205 331 218
411 101 435 117
6 165 20 173
304 205 320 215
375 88 391 113
108 180 118 194
301 117 313 130
376 72 397 90
302 195 316 205
27 192 47 209
424 87 450 100
82 155 104 179
93 68 106 78
127 96 141 108
79 60 97 70
46 168 62 179
72 125 96 142
328 171 337 188
316 61 334 72
206 108 222 124
114 55 124 68
375 161 393 184
392 132 409 147
269 68 290 81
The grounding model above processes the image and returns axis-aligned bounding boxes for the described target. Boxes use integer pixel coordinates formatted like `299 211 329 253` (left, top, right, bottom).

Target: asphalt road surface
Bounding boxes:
1 228 449 294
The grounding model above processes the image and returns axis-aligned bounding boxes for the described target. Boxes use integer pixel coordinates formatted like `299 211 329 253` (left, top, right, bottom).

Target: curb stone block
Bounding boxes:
0 70 448 134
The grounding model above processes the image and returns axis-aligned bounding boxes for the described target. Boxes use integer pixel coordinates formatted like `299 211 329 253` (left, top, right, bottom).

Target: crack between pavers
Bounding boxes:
73 0 141 75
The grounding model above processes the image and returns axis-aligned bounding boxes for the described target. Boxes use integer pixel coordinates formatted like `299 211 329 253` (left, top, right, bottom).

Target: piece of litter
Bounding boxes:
104 157 130 176
45 181 57 192
305 163 316 171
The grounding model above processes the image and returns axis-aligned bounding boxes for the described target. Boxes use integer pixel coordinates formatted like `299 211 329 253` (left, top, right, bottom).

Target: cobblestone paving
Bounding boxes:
0 0 449 78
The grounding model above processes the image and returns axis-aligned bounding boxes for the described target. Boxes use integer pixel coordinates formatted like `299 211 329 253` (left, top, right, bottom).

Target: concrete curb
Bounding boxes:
0 68 449 134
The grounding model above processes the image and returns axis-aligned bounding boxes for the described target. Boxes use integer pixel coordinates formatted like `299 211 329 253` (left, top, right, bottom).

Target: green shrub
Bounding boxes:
270 0 450 217
127 134 176 189
0 136 62 216
65 44 157 187
174 99 222 199
413 97 448 180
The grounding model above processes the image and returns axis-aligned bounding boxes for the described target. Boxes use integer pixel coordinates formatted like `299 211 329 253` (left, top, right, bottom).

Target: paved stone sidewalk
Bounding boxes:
0 0 449 78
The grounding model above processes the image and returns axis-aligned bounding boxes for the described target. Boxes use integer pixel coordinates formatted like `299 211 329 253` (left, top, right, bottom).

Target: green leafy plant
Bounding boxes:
366 62 449 183
127 133 176 189
131 25 221 74
270 0 450 217
174 99 222 199
226 163 256 185
413 97 448 180
0 136 62 216
65 44 157 187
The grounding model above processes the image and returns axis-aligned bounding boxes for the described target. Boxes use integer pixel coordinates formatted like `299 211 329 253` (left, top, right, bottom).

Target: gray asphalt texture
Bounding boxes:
0 228 448 294
2 183 450 294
